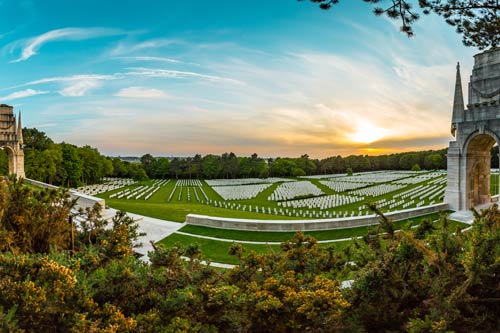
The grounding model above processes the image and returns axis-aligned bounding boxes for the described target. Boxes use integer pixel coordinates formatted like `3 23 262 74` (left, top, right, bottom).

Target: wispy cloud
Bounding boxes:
115 56 182 64
0 88 48 101
59 80 103 97
10 27 126 62
110 38 181 56
26 74 118 86
3 68 242 97
2 74 117 97
115 86 168 98
125 67 244 84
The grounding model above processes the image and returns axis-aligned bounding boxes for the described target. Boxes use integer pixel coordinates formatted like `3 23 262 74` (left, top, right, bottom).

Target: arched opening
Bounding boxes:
466 134 498 209
0 147 8 176
0 146 15 176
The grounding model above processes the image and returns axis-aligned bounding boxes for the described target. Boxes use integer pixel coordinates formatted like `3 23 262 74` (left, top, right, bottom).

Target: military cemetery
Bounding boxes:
0 1 499 332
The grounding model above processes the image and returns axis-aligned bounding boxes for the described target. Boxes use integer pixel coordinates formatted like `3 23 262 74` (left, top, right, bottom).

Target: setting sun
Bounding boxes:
349 122 387 144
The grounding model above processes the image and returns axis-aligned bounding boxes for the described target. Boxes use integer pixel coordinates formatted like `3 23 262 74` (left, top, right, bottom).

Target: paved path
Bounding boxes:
106 209 185 261
106 209 236 267
448 210 474 224
174 230 362 244
448 202 495 224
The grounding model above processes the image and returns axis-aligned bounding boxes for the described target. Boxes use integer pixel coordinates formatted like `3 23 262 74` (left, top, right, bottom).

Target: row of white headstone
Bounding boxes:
168 179 209 202
348 183 406 197
110 179 169 200
211 183 272 200
205 177 294 186
279 193 365 210
319 180 369 192
335 171 418 184
77 178 136 195
268 181 324 201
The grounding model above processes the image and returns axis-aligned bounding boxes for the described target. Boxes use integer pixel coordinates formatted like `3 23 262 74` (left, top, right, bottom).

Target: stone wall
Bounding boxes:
185 203 449 231
25 178 105 212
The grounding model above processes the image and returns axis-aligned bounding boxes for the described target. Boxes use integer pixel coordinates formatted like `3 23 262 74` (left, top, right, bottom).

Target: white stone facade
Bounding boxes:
445 48 500 211
0 104 25 178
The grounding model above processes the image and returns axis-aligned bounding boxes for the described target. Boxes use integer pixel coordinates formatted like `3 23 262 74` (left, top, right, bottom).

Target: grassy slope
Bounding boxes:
159 213 468 264
178 213 467 242
157 233 350 265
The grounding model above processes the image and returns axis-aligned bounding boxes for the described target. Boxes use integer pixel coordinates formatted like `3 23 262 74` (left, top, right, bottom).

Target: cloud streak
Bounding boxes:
10 27 126 62
125 67 244 85
0 89 49 101
115 86 168 98
115 56 182 64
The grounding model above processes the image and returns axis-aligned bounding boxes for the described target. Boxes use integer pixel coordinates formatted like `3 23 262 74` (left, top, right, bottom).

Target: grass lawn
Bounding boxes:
178 213 467 242
107 201 304 222
157 233 351 265
99 173 451 222
491 173 499 196
158 212 468 264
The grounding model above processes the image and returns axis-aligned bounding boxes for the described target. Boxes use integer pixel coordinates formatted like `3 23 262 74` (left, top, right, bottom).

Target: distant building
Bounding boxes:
0 104 25 178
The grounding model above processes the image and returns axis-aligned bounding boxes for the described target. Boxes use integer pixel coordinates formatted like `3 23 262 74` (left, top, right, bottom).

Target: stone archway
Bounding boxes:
445 48 500 212
0 104 25 178
465 134 497 208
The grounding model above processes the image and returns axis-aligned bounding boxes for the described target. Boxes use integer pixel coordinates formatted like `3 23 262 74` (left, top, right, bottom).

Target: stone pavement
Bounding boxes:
448 202 496 225
105 209 236 268
448 210 474 224
106 208 185 261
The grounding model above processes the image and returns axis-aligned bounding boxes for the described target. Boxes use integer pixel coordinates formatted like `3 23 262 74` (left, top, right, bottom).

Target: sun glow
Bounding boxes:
350 122 387 144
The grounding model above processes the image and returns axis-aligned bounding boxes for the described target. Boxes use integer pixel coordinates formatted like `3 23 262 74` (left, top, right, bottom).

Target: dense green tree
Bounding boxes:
399 153 420 170
202 155 222 179
0 176 74 254
221 152 239 178
169 157 183 179
270 158 300 176
60 143 82 187
424 153 443 170
22 128 54 151
296 154 317 175
411 163 421 171
301 0 500 49
149 157 170 179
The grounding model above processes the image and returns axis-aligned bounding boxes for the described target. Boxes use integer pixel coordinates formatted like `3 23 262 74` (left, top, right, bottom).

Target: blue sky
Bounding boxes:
0 0 477 157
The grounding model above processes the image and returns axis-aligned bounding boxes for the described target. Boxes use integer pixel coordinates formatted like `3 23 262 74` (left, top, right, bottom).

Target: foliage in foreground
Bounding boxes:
1 177 500 332
301 0 500 49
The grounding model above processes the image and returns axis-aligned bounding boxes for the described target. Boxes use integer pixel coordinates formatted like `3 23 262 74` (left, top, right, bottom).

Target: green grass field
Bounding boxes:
90 173 477 265
100 180 303 222
158 213 468 264
98 172 450 222
157 233 351 265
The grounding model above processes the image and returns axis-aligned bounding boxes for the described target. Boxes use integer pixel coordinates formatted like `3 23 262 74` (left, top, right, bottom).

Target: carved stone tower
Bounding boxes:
0 104 25 178
445 48 500 211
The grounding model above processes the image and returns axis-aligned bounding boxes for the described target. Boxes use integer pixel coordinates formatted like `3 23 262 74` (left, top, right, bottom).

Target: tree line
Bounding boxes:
0 128 148 186
1 177 500 331
5 127 500 185
139 150 448 180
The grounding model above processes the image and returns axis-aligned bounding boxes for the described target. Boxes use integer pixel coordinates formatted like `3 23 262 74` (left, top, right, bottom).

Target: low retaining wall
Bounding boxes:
186 203 449 231
25 178 105 212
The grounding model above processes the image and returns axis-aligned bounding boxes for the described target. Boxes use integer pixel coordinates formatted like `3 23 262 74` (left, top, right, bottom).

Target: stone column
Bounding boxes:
445 141 461 211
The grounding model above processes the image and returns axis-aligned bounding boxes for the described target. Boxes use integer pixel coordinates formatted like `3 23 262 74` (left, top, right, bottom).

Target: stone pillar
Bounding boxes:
445 141 461 211
14 149 25 178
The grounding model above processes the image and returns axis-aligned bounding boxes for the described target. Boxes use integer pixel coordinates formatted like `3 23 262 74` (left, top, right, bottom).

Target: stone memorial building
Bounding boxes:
445 48 500 211
0 104 25 178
